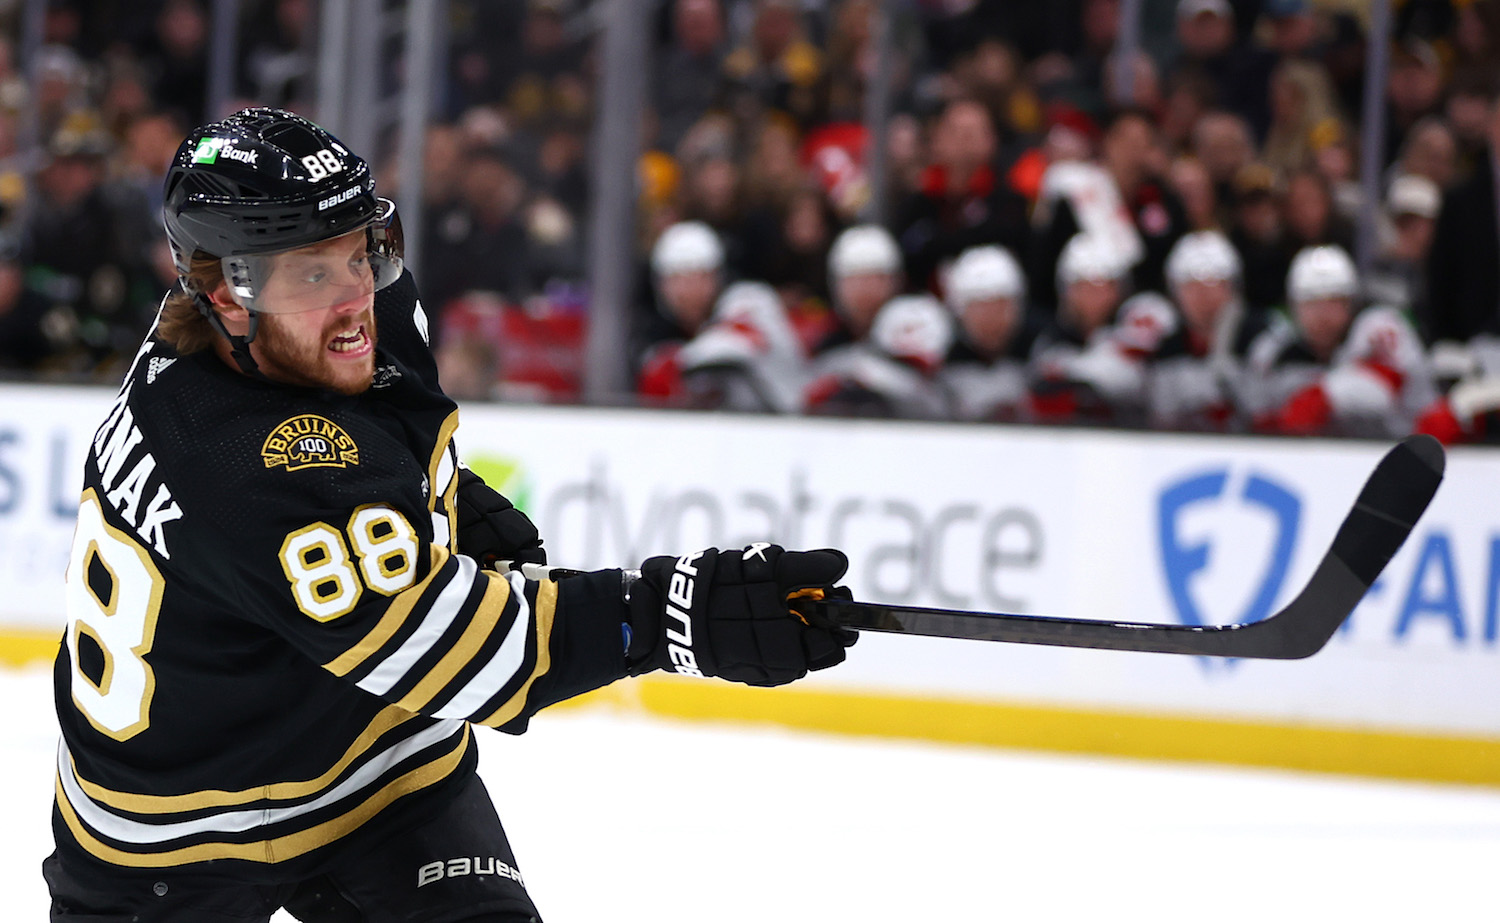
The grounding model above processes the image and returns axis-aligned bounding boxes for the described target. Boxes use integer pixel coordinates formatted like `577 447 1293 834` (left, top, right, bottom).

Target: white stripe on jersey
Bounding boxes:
357 554 480 697
432 572 532 720
59 718 464 844
434 443 457 498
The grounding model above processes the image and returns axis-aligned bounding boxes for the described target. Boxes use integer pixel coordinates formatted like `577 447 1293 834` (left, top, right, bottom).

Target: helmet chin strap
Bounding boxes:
193 289 270 380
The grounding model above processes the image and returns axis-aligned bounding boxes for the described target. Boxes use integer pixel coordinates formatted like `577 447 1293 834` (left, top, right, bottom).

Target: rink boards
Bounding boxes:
4 382 1498 785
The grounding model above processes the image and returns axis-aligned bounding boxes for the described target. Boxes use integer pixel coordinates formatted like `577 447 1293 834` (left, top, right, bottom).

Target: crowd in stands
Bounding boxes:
1 0 1499 445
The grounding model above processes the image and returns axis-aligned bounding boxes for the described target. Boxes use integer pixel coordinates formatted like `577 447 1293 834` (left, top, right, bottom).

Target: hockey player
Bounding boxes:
1112 230 1267 431
805 293 955 419
1415 336 1500 444
938 244 1037 422
635 220 726 401
674 279 809 413
1028 233 1143 424
46 109 856 923
816 223 903 353
1245 244 1434 436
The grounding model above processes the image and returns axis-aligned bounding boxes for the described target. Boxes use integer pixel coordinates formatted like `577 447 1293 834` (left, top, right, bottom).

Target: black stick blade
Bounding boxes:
802 436 1445 660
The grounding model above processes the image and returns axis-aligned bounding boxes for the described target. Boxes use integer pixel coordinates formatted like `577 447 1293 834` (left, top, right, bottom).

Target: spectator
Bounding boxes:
1246 245 1434 437
654 0 728 153
32 45 91 143
1261 0 1322 61
1282 168 1354 252
1171 0 1274 139
1395 115 1459 190
1366 174 1440 313
939 244 1037 421
1192 110 1256 207
819 223 902 352
501 0 590 128
240 0 316 108
1310 118 1362 223
1160 68 1218 156
0 246 58 371
1169 155 1219 230
893 98 1030 293
721 0 823 130
806 293 954 419
752 186 837 309
1033 108 1187 305
1029 233 1141 423
1261 58 1338 180
635 220 726 401
1384 39 1447 168
424 148 534 313
1447 69 1498 178
142 0 211 123
1227 162 1291 311
1425 88 1500 344
1114 230 1266 430
24 119 155 373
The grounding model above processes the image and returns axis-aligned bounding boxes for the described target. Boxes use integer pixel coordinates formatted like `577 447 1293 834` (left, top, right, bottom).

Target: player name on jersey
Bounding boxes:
91 381 183 559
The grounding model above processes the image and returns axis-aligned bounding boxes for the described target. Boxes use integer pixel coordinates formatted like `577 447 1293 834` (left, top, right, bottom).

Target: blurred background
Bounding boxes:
0 0 1496 443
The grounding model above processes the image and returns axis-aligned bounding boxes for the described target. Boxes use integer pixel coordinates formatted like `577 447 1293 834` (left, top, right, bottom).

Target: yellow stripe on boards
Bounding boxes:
0 629 60 668
556 678 1500 789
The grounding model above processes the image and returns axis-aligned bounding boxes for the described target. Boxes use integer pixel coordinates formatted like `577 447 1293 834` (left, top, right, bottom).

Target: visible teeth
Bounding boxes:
329 326 366 353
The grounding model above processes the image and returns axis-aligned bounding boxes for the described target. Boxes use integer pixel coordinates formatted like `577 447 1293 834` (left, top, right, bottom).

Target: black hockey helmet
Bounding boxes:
162 107 403 314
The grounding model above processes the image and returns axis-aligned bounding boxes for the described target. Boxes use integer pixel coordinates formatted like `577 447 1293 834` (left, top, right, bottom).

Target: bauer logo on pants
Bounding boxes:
1157 468 1301 637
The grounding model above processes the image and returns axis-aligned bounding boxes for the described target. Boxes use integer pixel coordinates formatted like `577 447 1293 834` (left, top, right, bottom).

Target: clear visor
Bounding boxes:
221 198 405 315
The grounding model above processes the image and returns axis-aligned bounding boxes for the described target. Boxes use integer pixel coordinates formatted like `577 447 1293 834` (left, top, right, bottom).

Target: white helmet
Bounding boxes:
946 245 1026 313
871 294 954 371
652 221 724 277
829 224 901 279
1287 245 1357 304
1165 230 1241 288
1057 233 1129 291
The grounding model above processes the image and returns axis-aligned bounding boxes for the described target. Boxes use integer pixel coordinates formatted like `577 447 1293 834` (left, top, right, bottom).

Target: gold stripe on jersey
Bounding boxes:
324 544 453 677
394 571 512 714
70 704 419 813
426 412 461 554
57 724 470 868
426 411 459 515
478 578 559 728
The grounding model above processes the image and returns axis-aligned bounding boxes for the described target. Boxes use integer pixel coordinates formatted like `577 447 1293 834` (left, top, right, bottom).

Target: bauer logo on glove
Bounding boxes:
626 544 859 687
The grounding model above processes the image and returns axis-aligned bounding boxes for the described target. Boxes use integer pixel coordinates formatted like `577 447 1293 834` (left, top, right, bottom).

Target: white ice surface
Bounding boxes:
6 664 1499 922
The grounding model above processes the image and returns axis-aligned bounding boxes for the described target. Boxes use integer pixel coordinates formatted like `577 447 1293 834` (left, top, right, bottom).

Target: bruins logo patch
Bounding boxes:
262 415 360 471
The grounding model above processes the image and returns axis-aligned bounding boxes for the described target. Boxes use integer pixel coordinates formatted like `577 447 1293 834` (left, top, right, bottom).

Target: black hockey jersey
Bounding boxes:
52 272 630 880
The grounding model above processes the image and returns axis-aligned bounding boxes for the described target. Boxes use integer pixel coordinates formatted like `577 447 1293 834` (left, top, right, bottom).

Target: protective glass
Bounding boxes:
222 198 405 314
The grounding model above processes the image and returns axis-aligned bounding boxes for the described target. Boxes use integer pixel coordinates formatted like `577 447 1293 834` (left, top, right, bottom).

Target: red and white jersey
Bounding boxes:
1027 316 1147 424
940 359 1030 422
1112 293 1266 431
1244 305 1436 437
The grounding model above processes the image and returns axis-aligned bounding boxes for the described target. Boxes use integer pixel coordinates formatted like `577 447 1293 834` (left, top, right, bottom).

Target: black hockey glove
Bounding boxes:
626 544 858 687
454 467 546 568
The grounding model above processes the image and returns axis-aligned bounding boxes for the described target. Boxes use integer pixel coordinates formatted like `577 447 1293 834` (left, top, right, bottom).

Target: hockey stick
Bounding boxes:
794 435 1445 659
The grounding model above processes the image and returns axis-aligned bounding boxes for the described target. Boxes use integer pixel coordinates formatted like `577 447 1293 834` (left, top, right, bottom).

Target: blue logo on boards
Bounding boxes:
1157 469 1301 667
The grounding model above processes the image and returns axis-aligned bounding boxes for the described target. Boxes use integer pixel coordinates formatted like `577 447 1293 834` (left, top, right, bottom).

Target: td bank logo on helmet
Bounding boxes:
1157 467 1301 636
191 137 258 166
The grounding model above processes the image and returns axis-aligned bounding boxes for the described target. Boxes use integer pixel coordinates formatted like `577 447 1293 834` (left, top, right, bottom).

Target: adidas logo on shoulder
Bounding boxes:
147 357 177 384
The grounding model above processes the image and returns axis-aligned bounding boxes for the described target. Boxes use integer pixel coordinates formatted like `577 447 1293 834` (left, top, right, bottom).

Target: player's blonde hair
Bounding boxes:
156 254 225 355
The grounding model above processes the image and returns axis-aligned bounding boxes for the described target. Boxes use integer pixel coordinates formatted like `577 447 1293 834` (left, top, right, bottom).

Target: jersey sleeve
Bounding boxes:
217 504 629 734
